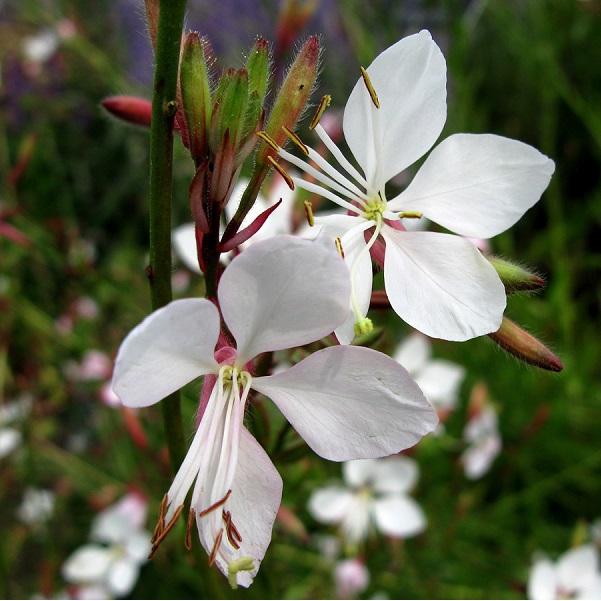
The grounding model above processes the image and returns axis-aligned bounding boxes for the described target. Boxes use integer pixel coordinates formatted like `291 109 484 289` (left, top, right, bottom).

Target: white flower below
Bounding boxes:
461 405 501 480
17 488 55 526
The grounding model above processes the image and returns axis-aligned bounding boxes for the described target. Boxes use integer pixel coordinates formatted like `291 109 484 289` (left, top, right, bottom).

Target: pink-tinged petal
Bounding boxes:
372 456 419 495
557 545 600 594
335 559 370 599
172 223 202 273
343 30 447 189
343 459 378 488
372 494 426 538
112 299 220 408
218 236 350 363
393 333 431 375
528 558 558 600
307 486 354 523
388 134 555 238
204 427 283 588
252 345 438 461
382 229 506 341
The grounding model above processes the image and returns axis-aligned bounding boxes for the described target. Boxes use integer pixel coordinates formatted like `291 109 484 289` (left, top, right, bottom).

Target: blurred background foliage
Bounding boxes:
0 0 600 598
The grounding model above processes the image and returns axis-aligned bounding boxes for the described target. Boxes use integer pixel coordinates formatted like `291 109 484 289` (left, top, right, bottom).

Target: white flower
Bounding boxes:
335 558 370 599
461 405 501 479
17 488 55 526
0 396 32 459
62 494 151 599
308 456 426 545
112 236 437 587
528 545 601 600
173 175 296 273
393 333 465 415
280 30 554 343
23 30 59 64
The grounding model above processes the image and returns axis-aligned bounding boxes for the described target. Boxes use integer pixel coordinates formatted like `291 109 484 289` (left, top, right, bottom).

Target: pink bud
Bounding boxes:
335 559 369 599
101 96 152 127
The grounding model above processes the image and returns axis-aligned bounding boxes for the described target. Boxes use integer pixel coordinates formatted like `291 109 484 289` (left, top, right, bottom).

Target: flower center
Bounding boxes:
362 197 386 222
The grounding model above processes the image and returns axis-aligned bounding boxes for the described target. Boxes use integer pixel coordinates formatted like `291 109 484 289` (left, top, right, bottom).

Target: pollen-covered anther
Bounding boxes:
267 156 295 190
223 509 242 549
360 67 380 108
208 529 224 566
151 494 169 544
335 237 345 258
185 508 195 551
309 94 332 130
198 489 232 517
303 200 315 226
282 125 309 156
398 210 423 219
256 130 280 152
148 503 184 559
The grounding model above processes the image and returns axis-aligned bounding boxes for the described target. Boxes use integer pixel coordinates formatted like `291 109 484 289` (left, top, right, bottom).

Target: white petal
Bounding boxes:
528 558 558 600
308 486 354 523
106 557 140 597
112 299 220 408
580 574 601 600
389 134 555 238
61 545 113 584
172 223 201 273
252 345 438 461
382 229 506 341
393 333 431 375
343 459 378 488
462 435 501 480
372 455 419 495
415 360 465 411
372 494 426 538
343 31 447 189
123 531 152 563
557 545 600 593
0 428 21 459
208 428 283 588
218 235 350 362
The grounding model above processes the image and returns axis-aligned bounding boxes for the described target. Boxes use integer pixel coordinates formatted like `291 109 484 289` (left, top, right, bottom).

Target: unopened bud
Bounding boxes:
180 32 212 163
276 505 309 542
211 68 249 151
144 0 159 50
488 317 563 372
489 256 545 293
275 0 318 59
259 35 319 164
244 37 271 135
101 95 152 127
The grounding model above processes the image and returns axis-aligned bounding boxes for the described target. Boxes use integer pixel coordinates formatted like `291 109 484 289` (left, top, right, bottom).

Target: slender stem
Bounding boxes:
148 0 187 473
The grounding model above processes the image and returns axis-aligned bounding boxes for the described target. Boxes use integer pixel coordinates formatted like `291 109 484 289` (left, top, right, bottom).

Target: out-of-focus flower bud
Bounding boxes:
101 96 152 127
244 37 271 135
488 316 563 372
489 256 545 293
276 505 309 542
334 558 369 599
144 0 159 50
275 0 318 61
180 32 212 164
258 35 320 165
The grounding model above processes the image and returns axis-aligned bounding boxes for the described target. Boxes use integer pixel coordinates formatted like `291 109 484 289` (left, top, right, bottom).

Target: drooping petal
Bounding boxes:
61 545 113 584
112 299 220 408
528 558 558 600
372 494 426 538
343 459 378 488
415 360 465 411
307 486 354 523
252 345 438 461
106 557 140 597
218 236 350 363
372 455 419 495
388 133 555 238
203 427 283 589
343 30 447 190
382 229 506 341
172 223 201 273
556 545 600 594
393 333 431 375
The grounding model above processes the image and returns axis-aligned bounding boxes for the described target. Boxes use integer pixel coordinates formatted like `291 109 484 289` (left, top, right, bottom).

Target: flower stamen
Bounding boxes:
282 125 309 156
148 503 184 559
303 200 315 226
335 237 345 258
267 156 295 190
185 508 195 551
256 130 280 152
398 210 423 219
208 529 224 566
198 489 232 517
360 67 380 108
309 94 332 130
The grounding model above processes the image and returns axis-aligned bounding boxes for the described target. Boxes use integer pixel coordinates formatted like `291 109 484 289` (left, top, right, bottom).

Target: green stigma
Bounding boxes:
227 556 255 589
362 197 386 222
354 316 374 337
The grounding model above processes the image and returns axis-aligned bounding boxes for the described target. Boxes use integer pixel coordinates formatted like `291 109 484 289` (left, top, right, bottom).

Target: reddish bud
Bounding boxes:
101 96 152 127
276 505 309 542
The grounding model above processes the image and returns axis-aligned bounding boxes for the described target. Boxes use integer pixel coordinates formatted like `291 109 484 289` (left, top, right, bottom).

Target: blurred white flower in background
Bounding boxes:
0 396 32 459
528 544 601 600
17 488 55 526
335 558 370 599
308 456 426 546
461 403 502 480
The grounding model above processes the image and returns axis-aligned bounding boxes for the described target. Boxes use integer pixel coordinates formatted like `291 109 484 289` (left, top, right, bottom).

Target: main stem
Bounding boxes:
148 0 187 473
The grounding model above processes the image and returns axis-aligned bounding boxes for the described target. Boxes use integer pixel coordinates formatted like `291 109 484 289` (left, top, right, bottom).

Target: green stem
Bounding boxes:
148 0 187 473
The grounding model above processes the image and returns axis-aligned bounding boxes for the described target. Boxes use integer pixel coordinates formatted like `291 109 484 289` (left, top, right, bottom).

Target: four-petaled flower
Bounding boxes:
112 236 437 587
278 30 555 343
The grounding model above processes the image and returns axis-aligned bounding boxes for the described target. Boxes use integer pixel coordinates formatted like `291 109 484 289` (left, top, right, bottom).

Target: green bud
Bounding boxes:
244 37 271 136
180 32 212 163
488 256 545 293
258 35 319 164
211 68 249 151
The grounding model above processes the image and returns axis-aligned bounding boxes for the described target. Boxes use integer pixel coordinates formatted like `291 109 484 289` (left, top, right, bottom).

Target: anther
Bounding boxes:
303 200 315 226
148 504 184 559
198 489 232 517
267 156 295 190
398 210 423 219
360 67 380 108
223 510 241 550
309 94 332 130
208 529 224 566
256 130 280 152
185 508 195 551
282 126 309 156
335 237 345 258
151 494 169 544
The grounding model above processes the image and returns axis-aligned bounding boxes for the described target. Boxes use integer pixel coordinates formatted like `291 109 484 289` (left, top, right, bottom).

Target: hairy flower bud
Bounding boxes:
180 32 212 163
101 95 152 127
488 317 563 372
489 256 545 293
244 37 271 135
211 68 249 152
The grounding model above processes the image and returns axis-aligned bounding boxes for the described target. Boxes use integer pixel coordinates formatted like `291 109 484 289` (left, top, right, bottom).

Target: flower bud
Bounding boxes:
244 37 271 135
488 317 563 372
180 32 212 163
275 0 318 60
258 35 320 164
101 95 152 127
489 256 545 293
210 68 249 152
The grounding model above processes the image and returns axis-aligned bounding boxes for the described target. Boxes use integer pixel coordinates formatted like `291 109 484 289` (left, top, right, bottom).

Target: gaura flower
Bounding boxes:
308 456 426 546
335 558 370 599
528 544 601 600
461 404 501 480
112 236 437 587
277 30 555 343
17 487 55 526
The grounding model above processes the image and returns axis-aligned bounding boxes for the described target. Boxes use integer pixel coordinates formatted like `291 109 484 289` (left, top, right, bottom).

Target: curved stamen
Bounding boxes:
290 177 363 215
